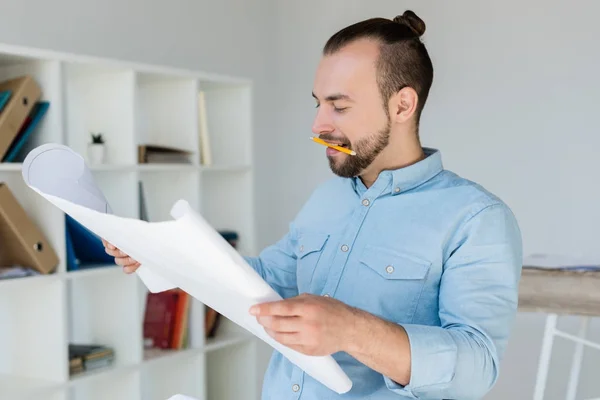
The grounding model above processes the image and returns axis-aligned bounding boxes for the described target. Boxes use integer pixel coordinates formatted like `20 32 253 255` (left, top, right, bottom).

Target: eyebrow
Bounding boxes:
312 91 353 102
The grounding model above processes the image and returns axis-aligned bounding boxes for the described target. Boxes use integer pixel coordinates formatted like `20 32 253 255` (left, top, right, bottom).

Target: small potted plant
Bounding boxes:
87 132 106 164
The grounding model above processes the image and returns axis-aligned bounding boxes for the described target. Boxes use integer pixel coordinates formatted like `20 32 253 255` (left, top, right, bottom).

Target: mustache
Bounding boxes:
318 133 351 147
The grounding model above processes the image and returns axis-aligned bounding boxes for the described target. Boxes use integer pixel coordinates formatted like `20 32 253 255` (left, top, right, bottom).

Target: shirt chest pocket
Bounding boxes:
294 233 329 292
358 244 431 322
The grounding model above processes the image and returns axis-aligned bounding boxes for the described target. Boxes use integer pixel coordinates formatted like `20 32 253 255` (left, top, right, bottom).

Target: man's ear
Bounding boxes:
390 87 418 124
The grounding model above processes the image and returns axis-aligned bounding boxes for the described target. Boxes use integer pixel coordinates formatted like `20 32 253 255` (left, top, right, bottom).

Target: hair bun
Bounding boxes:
393 10 426 37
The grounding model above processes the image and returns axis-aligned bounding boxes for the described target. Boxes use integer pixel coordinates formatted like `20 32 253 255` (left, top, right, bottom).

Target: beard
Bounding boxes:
323 119 391 178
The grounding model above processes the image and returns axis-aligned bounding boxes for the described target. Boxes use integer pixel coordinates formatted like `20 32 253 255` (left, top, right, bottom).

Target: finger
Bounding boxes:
101 238 116 250
250 299 302 317
257 316 301 332
264 328 302 346
123 263 140 274
105 247 128 258
114 256 138 267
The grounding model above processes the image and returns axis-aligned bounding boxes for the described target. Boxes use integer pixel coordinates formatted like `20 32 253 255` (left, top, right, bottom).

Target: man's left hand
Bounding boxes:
249 293 356 356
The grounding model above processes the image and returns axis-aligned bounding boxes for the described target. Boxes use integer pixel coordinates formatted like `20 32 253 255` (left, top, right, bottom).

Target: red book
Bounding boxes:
143 290 180 349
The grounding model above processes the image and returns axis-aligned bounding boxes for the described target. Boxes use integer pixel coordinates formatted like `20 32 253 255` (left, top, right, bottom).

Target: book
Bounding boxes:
2 101 49 162
143 288 189 349
138 144 193 164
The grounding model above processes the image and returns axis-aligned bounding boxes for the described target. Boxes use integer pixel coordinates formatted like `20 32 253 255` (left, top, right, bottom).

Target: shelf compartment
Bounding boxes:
135 72 198 157
0 154 66 275
197 82 252 167
0 278 67 383
67 272 142 369
63 62 136 166
200 171 255 256
207 338 257 400
0 57 63 162
141 351 204 400
205 331 253 353
138 169 200 222
89 170 139 219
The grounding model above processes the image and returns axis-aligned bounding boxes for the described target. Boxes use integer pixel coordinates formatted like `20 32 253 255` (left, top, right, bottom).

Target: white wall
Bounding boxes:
271 1 600 399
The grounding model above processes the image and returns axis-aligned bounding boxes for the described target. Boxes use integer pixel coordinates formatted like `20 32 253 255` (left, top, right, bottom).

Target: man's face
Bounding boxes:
312 39 391 178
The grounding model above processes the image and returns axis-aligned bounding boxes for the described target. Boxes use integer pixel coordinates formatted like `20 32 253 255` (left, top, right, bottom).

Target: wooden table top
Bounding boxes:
518 267 600 316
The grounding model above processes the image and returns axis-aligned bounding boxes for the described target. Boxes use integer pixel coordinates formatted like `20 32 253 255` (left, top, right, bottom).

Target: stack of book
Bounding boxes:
69 344 115 375
0 75 49 163
143 288 191 350
138 144 193 164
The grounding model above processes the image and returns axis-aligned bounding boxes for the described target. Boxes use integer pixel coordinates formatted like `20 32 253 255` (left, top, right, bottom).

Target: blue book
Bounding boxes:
3 101 49 162
0 90 10 113
66 214 114 270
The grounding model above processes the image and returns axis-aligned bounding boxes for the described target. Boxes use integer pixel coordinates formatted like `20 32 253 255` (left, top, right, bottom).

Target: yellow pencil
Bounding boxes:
310 137 356 156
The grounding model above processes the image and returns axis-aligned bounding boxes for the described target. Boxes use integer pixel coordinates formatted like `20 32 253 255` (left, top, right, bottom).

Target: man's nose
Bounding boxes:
311 108 334 135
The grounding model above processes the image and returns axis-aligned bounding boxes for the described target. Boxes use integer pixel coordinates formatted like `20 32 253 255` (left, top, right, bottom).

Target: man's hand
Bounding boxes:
102 238 141 273
251 292 412 386
249 293 357 356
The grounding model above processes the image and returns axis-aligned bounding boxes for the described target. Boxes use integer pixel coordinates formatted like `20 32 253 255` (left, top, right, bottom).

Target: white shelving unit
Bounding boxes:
0 43 259 400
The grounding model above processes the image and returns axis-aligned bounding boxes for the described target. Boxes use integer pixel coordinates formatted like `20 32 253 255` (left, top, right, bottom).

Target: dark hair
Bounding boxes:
323 10 433 126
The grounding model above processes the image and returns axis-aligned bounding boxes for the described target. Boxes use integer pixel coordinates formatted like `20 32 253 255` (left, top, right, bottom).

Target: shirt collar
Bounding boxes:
351 147 444 196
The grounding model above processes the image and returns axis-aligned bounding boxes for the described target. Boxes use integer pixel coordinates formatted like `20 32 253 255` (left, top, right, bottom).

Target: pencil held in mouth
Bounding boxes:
310 137 356 156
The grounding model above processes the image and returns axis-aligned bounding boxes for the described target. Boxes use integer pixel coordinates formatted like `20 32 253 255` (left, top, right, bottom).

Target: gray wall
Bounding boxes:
271 1 600 399
2 1 599 398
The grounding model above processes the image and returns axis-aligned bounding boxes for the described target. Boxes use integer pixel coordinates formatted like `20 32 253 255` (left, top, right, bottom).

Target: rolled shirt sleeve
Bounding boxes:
385 203 523 399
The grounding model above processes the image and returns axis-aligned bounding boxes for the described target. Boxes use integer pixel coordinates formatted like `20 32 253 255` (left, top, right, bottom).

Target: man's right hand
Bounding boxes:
102 238 141 274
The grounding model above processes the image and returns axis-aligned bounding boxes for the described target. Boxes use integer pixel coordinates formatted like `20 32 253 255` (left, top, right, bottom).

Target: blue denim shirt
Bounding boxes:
245 148 522 400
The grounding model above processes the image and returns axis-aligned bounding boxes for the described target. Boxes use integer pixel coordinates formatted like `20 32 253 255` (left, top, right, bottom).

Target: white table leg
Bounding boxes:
566 317 589 400
534 314 558 400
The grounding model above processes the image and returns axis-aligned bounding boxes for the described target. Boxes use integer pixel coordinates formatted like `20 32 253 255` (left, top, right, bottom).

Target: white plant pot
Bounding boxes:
87 143 105 164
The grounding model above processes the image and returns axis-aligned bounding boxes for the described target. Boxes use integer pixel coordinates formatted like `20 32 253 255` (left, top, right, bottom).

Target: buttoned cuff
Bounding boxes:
383 324 457 398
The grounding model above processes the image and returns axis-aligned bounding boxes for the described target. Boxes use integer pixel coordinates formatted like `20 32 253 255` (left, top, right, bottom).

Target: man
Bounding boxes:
104 10 522 400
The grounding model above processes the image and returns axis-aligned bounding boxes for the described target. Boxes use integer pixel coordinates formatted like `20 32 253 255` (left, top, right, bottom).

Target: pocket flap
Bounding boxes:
296 233 329 258
360 245 431 280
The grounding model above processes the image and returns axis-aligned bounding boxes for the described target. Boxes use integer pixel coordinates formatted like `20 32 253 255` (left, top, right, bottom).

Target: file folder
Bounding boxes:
0 182 59 274
0 76 41 160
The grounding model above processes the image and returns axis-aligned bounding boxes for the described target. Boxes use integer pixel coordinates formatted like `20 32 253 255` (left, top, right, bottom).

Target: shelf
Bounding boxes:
143 347 202 365
0 374 62 398
0 272 59 288
65 265 120 279
137 163 197 172
68 362 138 386
0 162 23 172
89 164 136 172
200 164 251 173
205 333 253 352
0 42 257 400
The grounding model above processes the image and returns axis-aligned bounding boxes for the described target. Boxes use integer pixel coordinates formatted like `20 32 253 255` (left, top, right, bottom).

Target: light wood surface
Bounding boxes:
518 267 600 316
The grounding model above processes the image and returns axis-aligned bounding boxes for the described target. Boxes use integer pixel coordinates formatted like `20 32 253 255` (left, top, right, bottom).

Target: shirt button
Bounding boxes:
386 265 395 274
394 187 401 193
323 293 330 297
341 244 349 252
292 384 300 392
362 198 370 206
299 245 304 252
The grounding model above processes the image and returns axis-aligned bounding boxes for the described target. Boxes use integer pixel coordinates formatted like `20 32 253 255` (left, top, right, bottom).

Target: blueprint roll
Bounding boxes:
21 143 353 395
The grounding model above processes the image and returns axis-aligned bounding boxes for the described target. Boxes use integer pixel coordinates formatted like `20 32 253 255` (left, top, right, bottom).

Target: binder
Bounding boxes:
0 75 42 160
0 182 59 274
